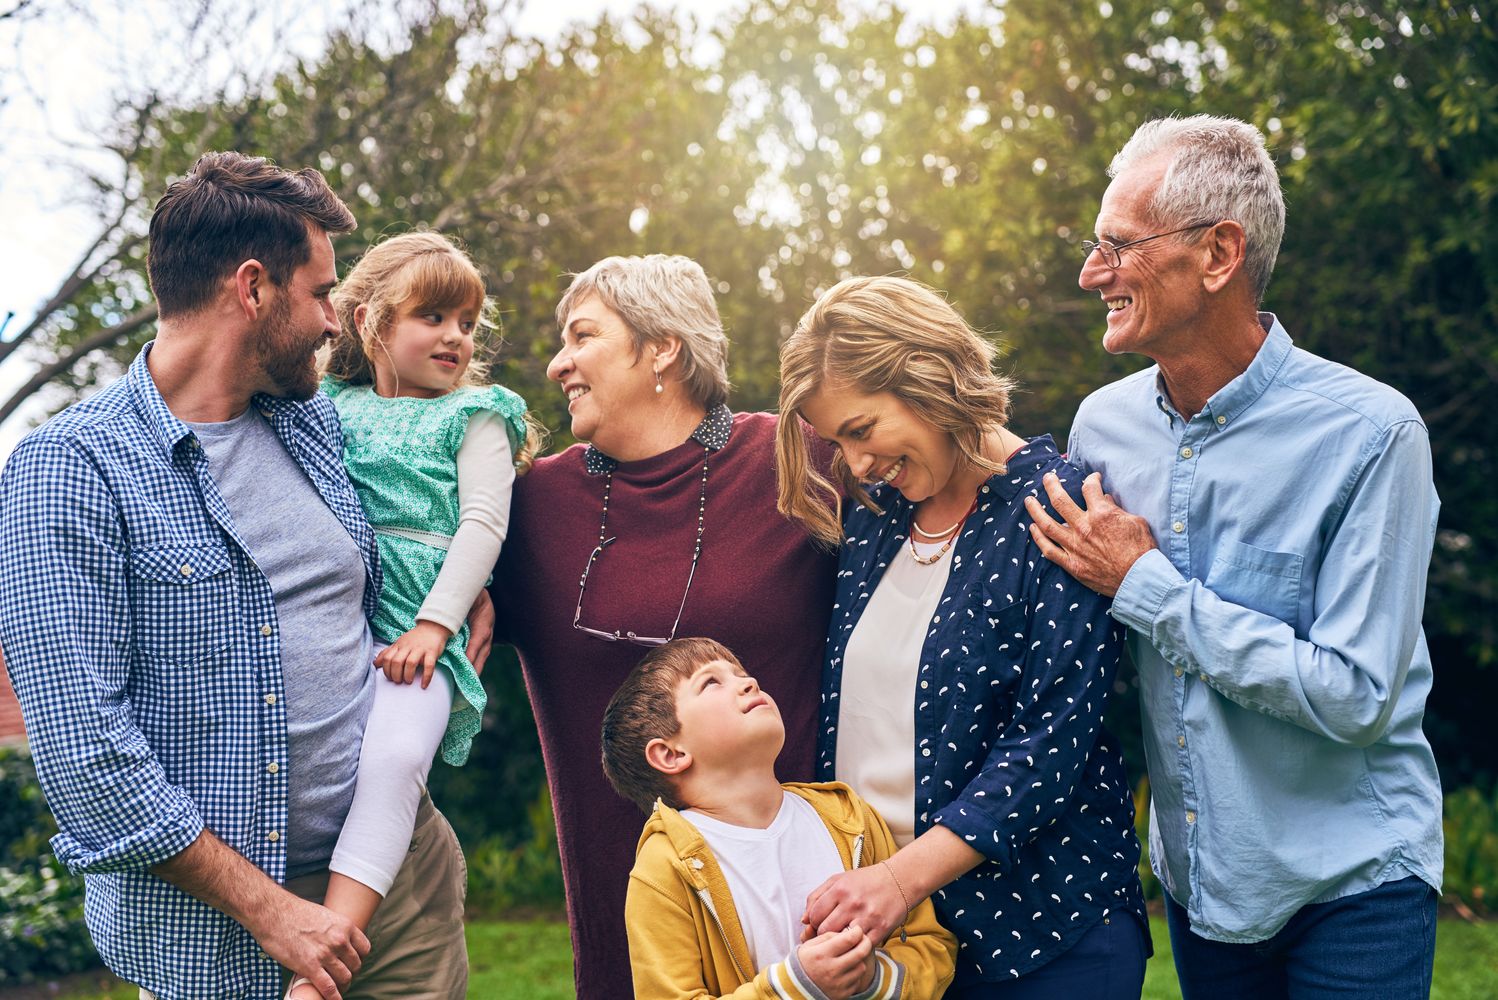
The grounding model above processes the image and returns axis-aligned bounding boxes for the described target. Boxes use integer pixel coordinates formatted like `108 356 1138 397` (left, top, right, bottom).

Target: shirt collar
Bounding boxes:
126 342 195 460
127 340 315 460
1152 312 1292 429
584 402 733 475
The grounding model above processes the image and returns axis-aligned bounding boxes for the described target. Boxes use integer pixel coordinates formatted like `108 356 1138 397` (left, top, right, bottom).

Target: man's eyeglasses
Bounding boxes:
572 537 700 647
1080 221 1218 269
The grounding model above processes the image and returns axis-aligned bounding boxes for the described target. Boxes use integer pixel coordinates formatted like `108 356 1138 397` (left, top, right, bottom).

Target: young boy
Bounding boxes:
602 637 957 1000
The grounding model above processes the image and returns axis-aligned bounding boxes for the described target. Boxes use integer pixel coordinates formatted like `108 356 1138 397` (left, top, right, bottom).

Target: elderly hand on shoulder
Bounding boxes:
1025 471 1157 597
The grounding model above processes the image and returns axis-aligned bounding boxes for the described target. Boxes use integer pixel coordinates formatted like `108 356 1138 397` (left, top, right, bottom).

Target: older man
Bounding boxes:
1027 115 1442 999
0 153 471 1000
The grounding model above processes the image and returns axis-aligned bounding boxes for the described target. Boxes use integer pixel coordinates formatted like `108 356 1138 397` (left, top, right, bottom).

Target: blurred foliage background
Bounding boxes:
1 0 1495 978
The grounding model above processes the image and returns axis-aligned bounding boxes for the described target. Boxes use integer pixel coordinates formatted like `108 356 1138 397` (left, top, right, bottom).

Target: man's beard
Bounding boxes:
254 292 321 401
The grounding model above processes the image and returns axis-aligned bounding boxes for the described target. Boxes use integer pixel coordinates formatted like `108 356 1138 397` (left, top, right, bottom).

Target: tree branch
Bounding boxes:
0 305 157 425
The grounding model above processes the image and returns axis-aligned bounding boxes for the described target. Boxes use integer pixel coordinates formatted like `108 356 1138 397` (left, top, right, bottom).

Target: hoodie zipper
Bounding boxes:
691 858 750 984
851 833 865 871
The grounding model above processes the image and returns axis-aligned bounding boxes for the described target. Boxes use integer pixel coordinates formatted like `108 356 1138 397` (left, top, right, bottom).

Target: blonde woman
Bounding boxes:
776 276 1149 998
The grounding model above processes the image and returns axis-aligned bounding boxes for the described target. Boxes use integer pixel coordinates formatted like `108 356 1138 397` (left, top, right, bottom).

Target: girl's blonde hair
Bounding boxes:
776 275 1018 546
326 230 546 472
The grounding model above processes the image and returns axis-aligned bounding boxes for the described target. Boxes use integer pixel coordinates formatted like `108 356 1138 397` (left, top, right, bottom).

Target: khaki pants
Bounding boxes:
140 793 468 1000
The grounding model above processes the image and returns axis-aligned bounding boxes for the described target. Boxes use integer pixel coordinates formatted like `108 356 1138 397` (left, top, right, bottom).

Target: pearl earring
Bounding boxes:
655 370 664 394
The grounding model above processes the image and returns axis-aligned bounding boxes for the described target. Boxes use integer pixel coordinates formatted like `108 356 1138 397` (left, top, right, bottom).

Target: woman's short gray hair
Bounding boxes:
555 254 731 409
1110 114 1285 303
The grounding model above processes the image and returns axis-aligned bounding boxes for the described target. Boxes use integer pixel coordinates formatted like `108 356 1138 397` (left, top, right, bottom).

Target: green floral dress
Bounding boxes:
324 377 528 766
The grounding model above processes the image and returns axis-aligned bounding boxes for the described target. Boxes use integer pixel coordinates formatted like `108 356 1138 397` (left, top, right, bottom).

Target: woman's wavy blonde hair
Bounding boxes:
325 230 546 472
776 275 1017 546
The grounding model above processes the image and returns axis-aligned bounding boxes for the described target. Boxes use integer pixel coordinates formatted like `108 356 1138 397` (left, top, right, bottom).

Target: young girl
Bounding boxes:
287 231 539 1000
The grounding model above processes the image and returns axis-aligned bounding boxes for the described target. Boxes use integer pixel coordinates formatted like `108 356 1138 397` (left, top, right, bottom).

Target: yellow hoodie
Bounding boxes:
624 781 957 999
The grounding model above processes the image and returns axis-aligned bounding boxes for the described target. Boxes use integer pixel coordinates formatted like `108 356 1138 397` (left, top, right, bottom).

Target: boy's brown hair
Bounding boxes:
601 637 743 813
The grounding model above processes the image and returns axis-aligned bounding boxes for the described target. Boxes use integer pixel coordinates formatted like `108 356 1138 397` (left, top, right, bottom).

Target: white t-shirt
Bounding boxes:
682 791 846 971
835 540 954 846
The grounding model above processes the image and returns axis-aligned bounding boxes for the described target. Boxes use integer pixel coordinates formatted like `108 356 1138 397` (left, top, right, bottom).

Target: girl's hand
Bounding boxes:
795 924 875 999
374 621 451 687
802 865 906 946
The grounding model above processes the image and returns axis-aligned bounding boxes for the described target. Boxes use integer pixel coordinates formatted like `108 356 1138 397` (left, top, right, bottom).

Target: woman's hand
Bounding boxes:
464 589 495 672
374 621 451 687
802 865 907 946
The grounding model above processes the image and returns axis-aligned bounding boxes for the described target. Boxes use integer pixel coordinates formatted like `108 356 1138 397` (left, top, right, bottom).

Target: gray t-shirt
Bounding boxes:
188 407 374 876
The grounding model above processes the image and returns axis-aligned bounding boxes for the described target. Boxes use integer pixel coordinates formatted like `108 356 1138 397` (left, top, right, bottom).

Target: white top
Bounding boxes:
682 791 845 971
835 538 954 847
416 411 514 633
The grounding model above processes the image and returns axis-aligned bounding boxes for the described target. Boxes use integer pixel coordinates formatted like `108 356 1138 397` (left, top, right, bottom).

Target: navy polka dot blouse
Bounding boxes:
820 436 1149 985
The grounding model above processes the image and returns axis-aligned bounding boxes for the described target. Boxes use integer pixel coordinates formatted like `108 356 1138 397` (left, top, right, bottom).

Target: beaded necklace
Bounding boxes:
906 494 979 565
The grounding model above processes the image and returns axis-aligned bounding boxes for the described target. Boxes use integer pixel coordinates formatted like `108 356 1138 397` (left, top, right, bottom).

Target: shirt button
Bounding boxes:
1201 674 1211 684
1174 667 1183 678
264 693 277 706
1217 415 1227 426
260 624 273 637
1172 521 1185 533
267 762 279 774
1177 736 1186 748
920 680 929 689
1180 447 1193 459
267 830 280 843
1186 810 1197 824
922 748 932 757
179 564 194 576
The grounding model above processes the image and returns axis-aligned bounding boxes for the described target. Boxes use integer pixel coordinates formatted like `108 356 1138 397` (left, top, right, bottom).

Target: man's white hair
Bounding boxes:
1111 115 1285 303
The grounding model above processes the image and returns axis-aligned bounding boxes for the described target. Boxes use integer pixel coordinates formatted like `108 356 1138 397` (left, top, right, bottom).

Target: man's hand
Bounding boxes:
1024 471 1157 597
374 621 450 687
246 895 370 1000
152 831 370 1000
464 589 495 674
796 924 875 999
802 864 905 946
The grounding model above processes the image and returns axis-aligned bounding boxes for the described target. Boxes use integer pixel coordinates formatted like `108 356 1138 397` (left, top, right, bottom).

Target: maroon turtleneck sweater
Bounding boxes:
491 411 836 998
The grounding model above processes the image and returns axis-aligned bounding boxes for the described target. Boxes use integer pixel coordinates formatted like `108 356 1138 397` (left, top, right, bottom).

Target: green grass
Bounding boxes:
26 916 1498 999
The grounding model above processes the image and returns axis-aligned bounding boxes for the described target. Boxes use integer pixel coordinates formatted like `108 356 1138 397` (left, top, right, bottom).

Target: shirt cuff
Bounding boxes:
52 793 205 874
1109 548 1181 638
849 950 901 999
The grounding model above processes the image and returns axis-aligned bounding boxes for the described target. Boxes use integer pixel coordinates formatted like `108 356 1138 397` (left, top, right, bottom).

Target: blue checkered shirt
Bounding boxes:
0 344 380 999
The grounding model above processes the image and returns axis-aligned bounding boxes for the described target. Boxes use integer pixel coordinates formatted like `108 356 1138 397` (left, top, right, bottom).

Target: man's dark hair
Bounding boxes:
601 637 743 814
147 151 356 318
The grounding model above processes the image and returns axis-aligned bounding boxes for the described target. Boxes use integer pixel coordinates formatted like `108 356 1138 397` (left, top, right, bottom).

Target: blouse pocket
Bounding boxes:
1204 539 1304 627
127 545 236 666
949 600 1030 721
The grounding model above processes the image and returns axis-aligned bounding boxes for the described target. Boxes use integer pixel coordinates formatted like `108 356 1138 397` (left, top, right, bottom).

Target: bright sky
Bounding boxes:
0 0 982 459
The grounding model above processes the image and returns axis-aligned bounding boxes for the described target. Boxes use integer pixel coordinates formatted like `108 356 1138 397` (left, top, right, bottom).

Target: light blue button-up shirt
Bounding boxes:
1067 314 1443 943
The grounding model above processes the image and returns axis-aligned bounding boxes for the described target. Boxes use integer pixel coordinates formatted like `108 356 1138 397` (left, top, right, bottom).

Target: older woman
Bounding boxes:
489 255 836 997
776 276 1149 998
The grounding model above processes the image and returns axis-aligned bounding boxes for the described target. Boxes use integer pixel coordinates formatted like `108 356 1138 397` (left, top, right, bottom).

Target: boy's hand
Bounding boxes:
796 923 875 999
374 621 450 687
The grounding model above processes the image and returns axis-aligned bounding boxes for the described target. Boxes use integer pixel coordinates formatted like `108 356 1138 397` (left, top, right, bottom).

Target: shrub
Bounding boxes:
464 785 566 917
0 746 98 986
1443 784 1498 917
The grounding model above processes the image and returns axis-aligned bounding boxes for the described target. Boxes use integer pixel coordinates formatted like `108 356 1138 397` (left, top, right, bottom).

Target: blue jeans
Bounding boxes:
1165 875 1437 1000
945 913 1148 1000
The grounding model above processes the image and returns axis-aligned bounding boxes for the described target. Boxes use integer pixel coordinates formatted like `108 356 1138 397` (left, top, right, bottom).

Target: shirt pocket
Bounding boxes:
1204 539 1304 627
950 600 1029 722
127 545 236 665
